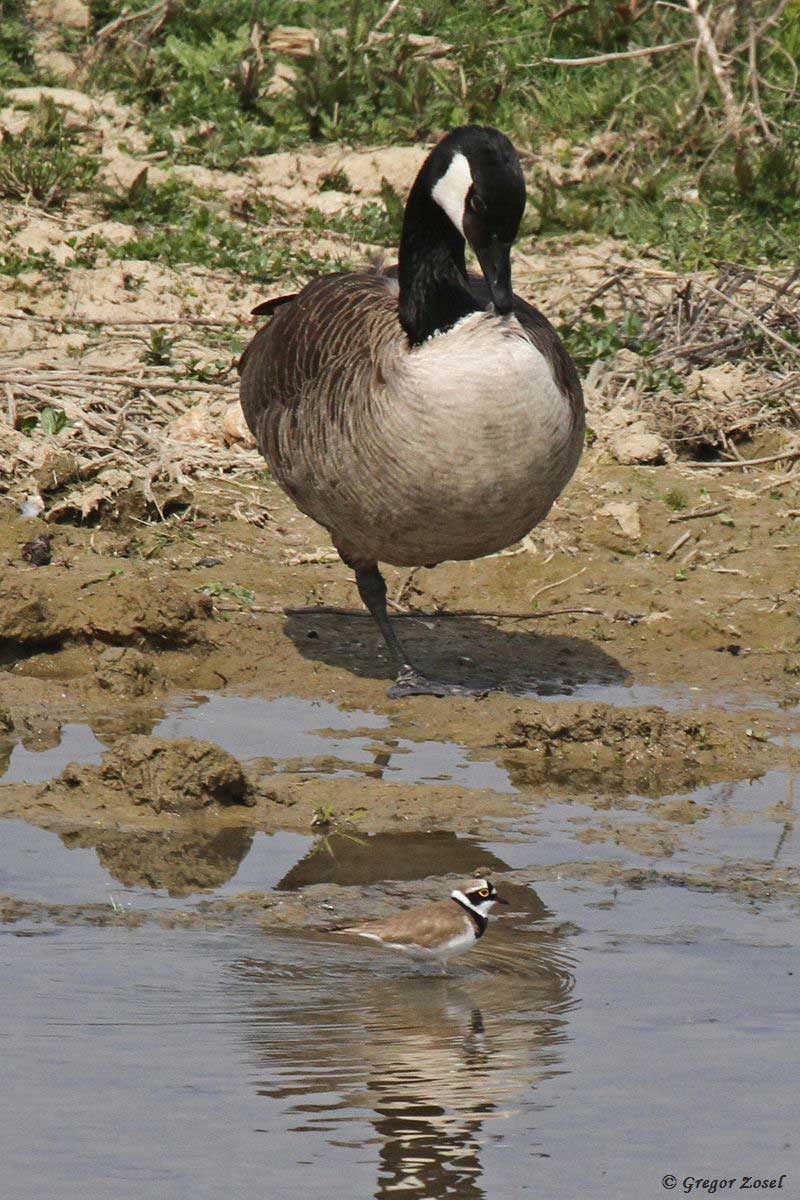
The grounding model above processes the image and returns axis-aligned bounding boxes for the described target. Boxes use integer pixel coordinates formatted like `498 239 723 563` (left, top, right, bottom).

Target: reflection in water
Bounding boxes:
235 895 574 1199
60 826 255 896
0 722 105 785
277 830 512 891
363 739 397 781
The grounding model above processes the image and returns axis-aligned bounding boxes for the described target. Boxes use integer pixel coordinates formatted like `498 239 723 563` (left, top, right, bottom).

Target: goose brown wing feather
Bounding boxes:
239 272 401 486
250 293 297 317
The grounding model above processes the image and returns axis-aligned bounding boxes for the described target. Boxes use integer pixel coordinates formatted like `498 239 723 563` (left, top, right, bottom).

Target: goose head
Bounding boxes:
427 125 526 314
398 126 526 342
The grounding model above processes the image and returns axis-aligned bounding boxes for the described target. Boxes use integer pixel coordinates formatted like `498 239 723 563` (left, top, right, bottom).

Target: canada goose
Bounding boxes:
240 125 584 697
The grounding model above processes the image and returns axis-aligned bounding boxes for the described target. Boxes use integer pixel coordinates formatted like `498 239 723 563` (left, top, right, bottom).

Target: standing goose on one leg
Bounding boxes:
240 125 584 698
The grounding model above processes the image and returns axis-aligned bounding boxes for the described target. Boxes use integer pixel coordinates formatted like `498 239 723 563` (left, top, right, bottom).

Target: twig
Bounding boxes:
95 1 164 41
393 567 419 607
753 466 800 494
668 504 728 523
0 370 233 394
281 605 605 621
532 38 693 67
372 0 401 32
0 314 237 327
550 3 588 21
563 269 627 325
732 0 793 55
530 566 586 601
705 284 800 360
683 448 800 469
665 530 692 560
685 0 743 141
748 17 779 145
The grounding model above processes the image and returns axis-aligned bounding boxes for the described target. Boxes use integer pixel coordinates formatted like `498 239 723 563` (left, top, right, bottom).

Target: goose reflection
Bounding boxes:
277 830 510 890
234 885 574 1200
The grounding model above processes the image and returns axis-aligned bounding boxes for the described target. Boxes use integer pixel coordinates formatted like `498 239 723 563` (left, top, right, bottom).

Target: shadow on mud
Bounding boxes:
284 611 628 694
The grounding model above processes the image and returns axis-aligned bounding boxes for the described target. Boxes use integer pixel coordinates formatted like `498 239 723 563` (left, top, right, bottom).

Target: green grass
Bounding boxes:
93 177 343 279
4 0 798 269
663 489 689 512
0 99 100 208
563 308 657 373
0 0 37 85
304 179 404 246
0 247 64 277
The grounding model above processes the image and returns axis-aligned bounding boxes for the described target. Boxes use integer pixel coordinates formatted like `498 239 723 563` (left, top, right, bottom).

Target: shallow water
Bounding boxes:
1 682 798 1196
0 688 793 806
2 882 797 1200
0 722 106 785
0 692 513 792
1 753 798 903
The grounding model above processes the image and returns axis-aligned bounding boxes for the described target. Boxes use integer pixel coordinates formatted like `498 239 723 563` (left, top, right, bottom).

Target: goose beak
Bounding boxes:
473 237 514 315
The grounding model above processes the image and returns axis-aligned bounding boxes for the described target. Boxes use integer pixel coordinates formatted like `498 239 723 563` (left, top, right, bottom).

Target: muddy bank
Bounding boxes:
1 388 798 911
0 690 790 828
1 441 799 706
2 849 798 935
497 701 780 795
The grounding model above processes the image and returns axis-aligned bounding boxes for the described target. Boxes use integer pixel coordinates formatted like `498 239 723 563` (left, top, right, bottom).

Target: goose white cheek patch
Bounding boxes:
431 151 472 236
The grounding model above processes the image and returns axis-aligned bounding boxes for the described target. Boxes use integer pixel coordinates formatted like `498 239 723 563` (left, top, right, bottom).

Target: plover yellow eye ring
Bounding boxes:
478 887 490 897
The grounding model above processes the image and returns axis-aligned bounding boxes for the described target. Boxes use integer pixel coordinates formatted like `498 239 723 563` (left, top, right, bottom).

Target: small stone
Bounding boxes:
21 533 53 566
98 155 148 196
46 0 90 29
608 428 672 466
598 500 641 539
222 400 256 447
20 494 45 519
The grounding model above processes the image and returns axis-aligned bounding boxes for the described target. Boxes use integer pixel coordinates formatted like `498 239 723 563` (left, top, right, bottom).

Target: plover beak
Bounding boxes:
495 895 510 905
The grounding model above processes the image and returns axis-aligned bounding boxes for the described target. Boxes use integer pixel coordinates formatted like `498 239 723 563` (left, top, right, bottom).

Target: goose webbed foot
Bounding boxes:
388 665 486 699
351 560 489 700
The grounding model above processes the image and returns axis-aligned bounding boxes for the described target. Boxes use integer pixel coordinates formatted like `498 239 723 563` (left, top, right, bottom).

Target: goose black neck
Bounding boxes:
397 179 479 346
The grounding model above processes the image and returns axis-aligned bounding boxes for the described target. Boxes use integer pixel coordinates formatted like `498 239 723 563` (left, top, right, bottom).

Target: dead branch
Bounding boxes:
748 16 779 144
705 284 800 361
282 605 606 621
533 38 694 67
732 0 794 54
685 0 743 142
682 448 800 469
668 504 729 523
550 3 589 21
372 0 402 32
665 530 692 559
95 1 165 43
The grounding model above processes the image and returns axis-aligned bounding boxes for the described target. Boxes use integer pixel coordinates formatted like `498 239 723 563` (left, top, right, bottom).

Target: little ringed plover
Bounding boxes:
336 878 508 961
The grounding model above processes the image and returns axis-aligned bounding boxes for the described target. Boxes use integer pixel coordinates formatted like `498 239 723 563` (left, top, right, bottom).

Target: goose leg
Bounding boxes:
352 563 476 698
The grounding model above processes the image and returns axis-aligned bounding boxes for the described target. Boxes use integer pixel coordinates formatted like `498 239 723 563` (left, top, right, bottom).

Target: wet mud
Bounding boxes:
0 450 798 903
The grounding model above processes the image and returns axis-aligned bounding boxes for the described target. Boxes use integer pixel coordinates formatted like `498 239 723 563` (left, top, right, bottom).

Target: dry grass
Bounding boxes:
568 260 800 456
